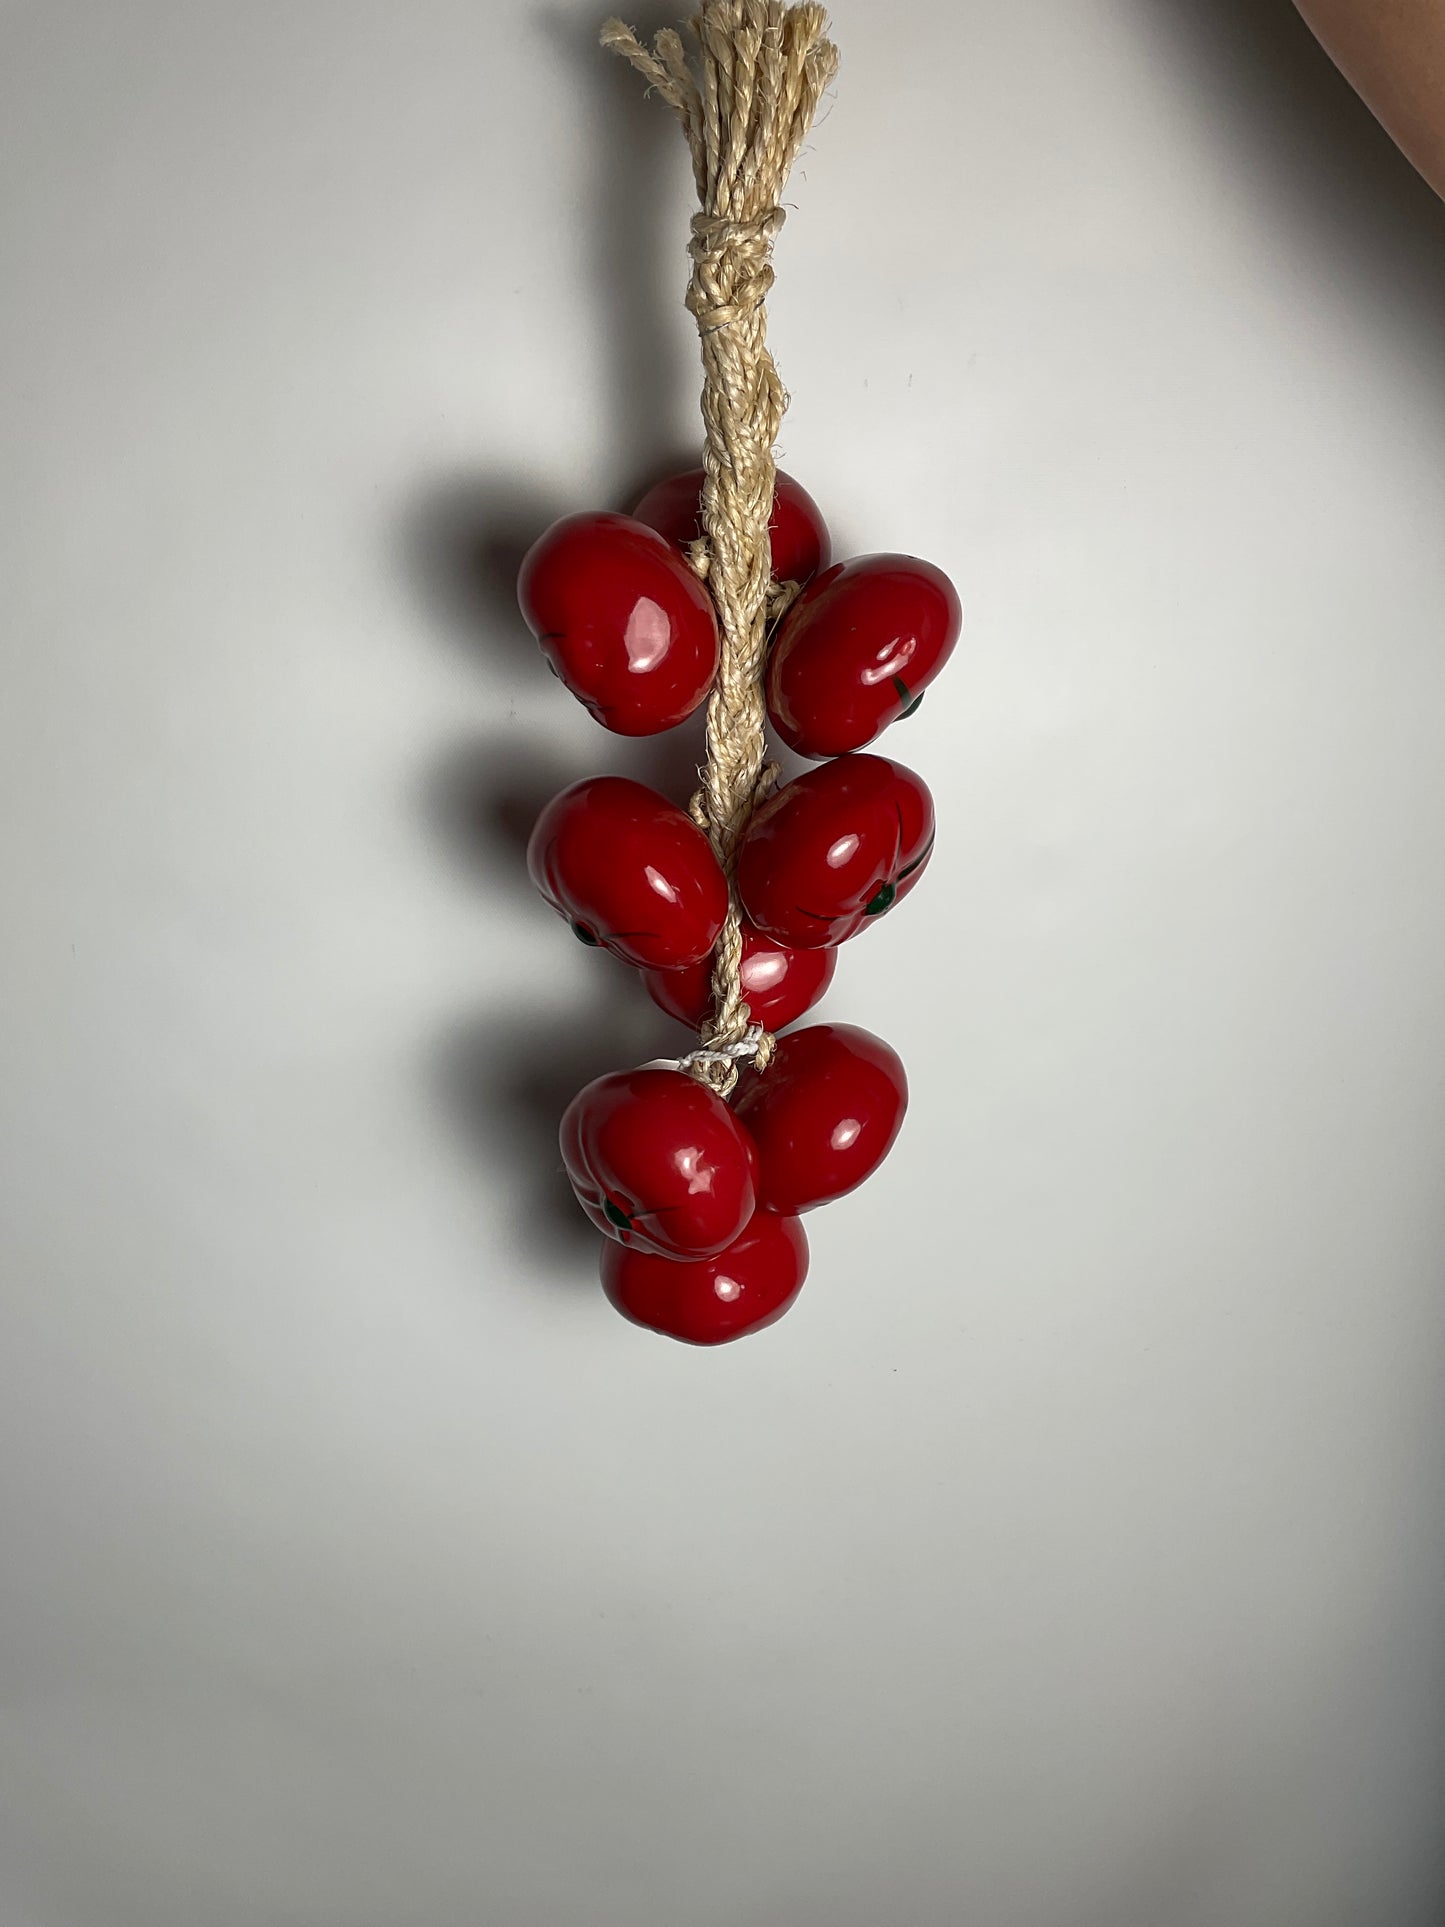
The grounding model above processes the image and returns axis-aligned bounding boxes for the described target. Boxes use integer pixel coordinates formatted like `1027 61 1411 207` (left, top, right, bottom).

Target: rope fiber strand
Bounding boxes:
602 2 838 1096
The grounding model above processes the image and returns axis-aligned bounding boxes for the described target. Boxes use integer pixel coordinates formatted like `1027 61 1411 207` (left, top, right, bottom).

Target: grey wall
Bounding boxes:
2 3 1444 1922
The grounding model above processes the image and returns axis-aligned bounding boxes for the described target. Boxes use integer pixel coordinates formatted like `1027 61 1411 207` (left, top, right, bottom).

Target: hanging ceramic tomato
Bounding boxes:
734 1023 908 1214
601 1209 809 1344
560 1066 758 1258
527 775 728 968
638 921 837 1032
735 754 935 948
766 553 961 756
518 511 719 734
632 467 831 586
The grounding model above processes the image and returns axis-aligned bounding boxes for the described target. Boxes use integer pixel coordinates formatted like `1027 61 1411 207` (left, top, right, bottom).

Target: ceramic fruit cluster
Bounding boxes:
518 467 961 1344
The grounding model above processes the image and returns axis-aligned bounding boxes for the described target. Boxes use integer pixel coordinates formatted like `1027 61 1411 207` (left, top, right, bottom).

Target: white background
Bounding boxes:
3 3 1445 1922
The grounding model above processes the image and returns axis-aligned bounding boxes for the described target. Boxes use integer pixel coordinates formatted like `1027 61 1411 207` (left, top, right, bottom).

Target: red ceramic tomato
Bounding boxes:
734 1023 908 1214
528 776 728 968
561 1067 758 1259
632 468 831 586
601 1209 808 1344
638 922 837 1033
735 754 935 948
518 511 719 735
766 553 962 757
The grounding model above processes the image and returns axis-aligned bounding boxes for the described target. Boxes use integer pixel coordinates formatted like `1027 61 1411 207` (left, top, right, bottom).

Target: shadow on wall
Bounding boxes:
396 8 704 1282
1143 0 1445 355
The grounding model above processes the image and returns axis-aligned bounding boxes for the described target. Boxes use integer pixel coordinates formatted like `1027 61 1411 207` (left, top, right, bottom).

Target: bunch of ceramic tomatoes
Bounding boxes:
518 467 960 1344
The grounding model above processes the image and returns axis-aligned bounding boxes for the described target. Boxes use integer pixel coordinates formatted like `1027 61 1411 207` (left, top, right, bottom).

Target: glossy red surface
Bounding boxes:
632 468 831 586
561 1067 759 1260
517 511 719 735
766 553 962 757
527 776 728 968
600 1209 808 1344
734 1023 908 1214
639 922 837 1032
734 754 935 948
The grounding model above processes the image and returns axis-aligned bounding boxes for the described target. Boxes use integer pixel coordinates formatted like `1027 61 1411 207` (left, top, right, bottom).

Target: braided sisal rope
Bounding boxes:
602 2 838 1096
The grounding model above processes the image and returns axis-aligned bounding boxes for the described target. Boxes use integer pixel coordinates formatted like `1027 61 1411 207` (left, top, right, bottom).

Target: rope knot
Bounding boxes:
685 207 785 334
680 1021 774 1098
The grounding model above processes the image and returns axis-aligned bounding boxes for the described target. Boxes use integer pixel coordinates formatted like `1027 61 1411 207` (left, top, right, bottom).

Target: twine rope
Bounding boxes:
651 1023 773 1080
602 1 838 1096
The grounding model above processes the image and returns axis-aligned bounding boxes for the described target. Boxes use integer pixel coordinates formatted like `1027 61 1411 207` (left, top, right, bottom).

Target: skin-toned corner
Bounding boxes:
1295 0 1445 197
